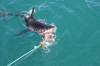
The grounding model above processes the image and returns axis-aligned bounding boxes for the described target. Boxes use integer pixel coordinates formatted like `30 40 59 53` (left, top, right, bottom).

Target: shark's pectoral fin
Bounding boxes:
16 29 30 36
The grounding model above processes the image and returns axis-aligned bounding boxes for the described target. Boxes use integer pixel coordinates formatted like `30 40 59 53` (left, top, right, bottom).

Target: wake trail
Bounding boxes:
7 45 41 66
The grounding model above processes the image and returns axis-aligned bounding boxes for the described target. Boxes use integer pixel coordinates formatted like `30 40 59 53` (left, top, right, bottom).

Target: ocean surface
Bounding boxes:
0 0 100 66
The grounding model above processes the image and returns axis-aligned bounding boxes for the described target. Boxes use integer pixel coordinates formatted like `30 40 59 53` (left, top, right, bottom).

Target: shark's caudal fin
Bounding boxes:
0 10 25 18
16 29 30 36
0 8 35 18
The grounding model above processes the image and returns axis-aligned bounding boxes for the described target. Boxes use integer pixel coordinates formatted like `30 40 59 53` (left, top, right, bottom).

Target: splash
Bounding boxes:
42 41 55 53
7 45 40 66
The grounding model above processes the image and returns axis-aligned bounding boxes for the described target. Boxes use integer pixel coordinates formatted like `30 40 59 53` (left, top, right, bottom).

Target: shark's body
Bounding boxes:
0 8 56 42
17 8 56 42
24 16 55 35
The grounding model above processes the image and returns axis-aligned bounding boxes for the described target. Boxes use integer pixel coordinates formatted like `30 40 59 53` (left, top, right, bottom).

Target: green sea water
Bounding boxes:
0 0 100 66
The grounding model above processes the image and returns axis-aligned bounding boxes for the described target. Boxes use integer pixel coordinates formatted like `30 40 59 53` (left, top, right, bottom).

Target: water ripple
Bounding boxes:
85 0 100 8
8 0 16 5
61 5 75 13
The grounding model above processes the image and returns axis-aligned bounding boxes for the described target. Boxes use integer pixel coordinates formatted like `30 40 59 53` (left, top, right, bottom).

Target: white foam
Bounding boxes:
28 9 32 15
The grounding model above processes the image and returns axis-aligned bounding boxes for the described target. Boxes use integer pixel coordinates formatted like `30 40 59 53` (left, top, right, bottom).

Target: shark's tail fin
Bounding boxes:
0 10 24 18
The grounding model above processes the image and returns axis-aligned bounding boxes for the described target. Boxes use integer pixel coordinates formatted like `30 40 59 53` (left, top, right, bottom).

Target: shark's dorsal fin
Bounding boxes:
28 8 35 17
